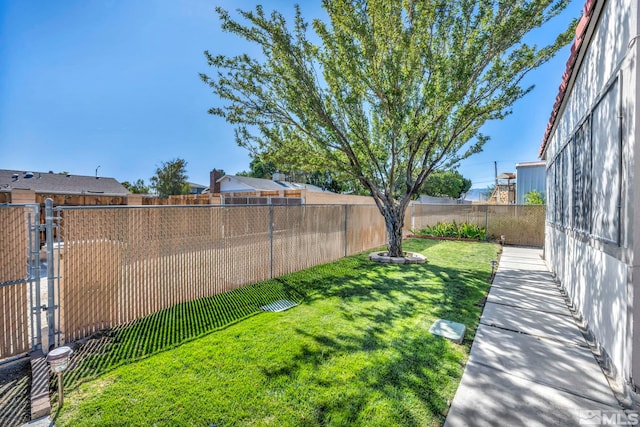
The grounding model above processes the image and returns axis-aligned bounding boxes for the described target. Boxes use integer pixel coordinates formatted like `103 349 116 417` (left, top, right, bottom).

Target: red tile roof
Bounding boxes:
539 0 598 158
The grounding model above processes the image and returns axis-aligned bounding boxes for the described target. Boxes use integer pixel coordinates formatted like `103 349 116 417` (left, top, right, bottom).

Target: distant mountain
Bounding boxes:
463 188 490 202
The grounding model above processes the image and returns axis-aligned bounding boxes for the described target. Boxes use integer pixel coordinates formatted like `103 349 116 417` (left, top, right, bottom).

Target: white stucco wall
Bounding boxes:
544 0 637 387
546 228 628 375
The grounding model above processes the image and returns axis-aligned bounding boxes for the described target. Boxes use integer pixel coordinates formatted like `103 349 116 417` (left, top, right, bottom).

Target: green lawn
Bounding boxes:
56 239 500 426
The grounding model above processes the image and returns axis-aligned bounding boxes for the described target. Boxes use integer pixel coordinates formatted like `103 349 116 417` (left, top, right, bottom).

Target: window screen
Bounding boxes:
591 81 620 244
572 117 592 233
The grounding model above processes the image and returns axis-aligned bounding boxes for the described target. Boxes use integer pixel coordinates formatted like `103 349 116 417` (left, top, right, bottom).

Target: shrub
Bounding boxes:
413 221 486 240
524 190 545 205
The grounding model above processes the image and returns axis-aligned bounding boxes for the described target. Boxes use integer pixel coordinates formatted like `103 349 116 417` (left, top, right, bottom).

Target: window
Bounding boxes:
547 78 621 246
591 81 620 244
550 144 570 227
560 144 571 227
546 161 555 223
572 117 591 233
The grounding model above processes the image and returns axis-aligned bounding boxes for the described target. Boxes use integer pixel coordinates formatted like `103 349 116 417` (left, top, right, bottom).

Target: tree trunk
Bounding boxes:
381 202 406 257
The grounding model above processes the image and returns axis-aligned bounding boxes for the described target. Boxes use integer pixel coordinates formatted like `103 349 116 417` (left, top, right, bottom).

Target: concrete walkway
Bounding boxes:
445 246 626 427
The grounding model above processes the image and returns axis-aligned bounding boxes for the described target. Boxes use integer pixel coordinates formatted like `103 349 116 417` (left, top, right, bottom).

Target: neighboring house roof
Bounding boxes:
187 182 207 194
539 0 598 157
0 169 129 196
188 182 207 190
497 172 516 180
217 175 334 193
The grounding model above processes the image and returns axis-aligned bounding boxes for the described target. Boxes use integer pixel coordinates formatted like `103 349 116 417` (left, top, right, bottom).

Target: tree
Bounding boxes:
524 190 545 205
122 179 150 194
150 158 190 198
238 156 365 194
420 170 472 199
237 157 278 178
202 1 575 256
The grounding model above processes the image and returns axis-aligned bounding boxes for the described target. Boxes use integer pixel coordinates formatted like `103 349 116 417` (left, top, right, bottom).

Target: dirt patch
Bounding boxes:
0 358 31 427
59 330 117 390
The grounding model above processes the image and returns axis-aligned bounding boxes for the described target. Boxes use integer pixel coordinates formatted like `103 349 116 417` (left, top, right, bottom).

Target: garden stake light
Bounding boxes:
490 260 498 275
46 346 73 407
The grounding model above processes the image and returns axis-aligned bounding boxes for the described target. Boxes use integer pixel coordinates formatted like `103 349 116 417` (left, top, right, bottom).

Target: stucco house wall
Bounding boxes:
541 0 639 397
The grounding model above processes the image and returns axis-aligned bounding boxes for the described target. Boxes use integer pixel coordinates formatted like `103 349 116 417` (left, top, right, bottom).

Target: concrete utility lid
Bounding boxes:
429 319 466 344
260 300 297 312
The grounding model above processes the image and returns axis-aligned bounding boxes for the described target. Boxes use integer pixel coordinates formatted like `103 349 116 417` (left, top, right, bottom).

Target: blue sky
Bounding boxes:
0 0 583 189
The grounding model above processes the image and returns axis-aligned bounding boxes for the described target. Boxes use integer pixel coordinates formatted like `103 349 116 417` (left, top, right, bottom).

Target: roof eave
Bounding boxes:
539 0 601 159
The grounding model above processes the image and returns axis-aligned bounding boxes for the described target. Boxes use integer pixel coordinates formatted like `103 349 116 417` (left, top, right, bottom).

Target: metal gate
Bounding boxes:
0 199 60 361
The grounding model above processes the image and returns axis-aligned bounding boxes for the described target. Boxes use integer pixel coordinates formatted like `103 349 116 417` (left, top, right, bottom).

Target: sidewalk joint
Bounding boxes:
468 359 623 410
478 321 590 349
484 300 571 317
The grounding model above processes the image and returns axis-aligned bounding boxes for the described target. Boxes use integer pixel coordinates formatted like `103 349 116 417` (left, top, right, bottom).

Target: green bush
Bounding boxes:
414 221 486 240
524 190 545 205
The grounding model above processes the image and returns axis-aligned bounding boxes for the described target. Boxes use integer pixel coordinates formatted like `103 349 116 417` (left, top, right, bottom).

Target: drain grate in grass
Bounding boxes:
260 299 298 312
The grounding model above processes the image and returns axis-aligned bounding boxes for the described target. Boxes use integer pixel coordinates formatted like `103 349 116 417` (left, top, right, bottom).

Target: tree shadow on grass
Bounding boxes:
61 277 303 391
254 242 497 425
60 254 374 392
259 320 461 425
59 238 496 415
291 241 494 340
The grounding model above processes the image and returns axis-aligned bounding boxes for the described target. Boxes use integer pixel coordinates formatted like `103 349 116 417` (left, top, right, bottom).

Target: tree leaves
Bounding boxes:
420 170 473 199
150 158 190 198
202 0 575 254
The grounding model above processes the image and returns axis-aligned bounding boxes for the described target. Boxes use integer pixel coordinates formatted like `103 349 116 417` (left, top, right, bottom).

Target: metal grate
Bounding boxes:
260 300 298 312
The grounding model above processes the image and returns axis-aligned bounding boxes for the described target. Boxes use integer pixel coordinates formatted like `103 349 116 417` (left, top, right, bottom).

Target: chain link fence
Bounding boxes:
0 206 34 359
2 203 545 349
57 205 392 343
411 204 546 247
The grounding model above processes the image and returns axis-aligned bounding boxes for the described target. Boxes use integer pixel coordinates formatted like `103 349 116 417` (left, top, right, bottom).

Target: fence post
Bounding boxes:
29 205 42 350
344 205 348 257
411 203 415 231
45 198 56 350
485 205 489 241
269 204 274 279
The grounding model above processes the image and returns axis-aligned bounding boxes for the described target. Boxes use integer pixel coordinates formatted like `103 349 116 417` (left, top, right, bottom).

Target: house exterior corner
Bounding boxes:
541 0 640 400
